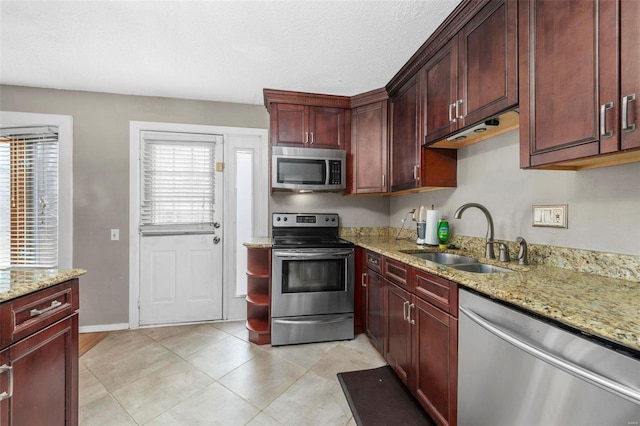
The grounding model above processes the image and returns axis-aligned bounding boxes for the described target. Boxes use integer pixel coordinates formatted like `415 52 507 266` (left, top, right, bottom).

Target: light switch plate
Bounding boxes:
111 229 120 240
532 204 567 228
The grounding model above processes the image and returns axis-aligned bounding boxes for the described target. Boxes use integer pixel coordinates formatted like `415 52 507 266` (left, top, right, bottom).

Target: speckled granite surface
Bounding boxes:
243 237 272 249
0 269 86 303
345 236 640 353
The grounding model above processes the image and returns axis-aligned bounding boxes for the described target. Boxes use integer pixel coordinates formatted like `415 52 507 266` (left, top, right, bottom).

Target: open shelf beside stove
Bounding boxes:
245 247 271 345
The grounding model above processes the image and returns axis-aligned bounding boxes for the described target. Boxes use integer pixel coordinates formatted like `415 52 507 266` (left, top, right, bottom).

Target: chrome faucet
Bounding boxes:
516 236 529 265
454 203 495 259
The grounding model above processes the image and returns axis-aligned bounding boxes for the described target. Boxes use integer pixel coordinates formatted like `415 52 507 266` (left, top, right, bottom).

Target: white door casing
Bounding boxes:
129 121 268 328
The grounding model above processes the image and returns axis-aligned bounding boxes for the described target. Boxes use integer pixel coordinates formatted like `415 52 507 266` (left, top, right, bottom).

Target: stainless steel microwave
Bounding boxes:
271 146 346 192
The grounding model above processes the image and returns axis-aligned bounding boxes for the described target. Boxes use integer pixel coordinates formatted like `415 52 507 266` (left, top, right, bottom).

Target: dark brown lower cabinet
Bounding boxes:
364 268 385 355
0 279 80 426
413 296 458 426
1 315 78 425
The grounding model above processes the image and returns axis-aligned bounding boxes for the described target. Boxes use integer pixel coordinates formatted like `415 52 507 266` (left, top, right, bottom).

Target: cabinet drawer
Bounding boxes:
383 257 411 291
1 279 79 348
413 270 457 316
365 251 382 274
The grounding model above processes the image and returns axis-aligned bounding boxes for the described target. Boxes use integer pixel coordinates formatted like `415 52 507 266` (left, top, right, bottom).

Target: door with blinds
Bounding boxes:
139 131 223 326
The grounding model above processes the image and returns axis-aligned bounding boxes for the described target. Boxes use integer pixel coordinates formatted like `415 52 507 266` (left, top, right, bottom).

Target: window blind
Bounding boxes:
140 132 222 235
0 126 59 268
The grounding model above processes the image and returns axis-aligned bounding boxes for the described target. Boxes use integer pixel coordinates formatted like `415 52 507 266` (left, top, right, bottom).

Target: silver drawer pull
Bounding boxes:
0 364 13 401
622 93 636 132
600 101 614 137
30 300 62 317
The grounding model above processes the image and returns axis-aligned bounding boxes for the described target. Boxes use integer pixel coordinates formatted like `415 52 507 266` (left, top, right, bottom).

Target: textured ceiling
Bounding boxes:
0 0 462 105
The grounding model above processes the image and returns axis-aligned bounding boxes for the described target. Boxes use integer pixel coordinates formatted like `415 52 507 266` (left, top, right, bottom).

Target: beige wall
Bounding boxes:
390 130 640 256
1 85 270 327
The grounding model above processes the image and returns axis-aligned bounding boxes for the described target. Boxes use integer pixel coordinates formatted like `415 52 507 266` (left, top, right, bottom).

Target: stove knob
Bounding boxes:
331 218 336 222
325 217 329 222
283 217 288 221
276 217 281 221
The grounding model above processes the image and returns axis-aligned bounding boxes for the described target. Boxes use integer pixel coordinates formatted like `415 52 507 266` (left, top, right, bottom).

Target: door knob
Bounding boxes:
213 222 221 229
213 236 221 244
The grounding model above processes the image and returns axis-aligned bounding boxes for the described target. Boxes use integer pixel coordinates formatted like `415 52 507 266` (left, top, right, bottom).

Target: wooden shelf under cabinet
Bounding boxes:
245 247 271 345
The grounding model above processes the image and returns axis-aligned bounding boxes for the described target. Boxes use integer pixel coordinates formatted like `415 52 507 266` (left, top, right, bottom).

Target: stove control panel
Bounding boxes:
272 213 339 227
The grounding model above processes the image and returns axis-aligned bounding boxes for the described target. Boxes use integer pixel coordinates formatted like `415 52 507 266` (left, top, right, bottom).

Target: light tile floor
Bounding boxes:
79 321 387 425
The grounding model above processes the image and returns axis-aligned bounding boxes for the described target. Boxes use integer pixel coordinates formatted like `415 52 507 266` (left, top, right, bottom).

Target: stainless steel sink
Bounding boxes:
405 252 477 265
450 263 513 273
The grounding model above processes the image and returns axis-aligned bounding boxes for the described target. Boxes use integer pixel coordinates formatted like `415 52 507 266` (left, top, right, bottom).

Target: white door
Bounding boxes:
138 131 223 326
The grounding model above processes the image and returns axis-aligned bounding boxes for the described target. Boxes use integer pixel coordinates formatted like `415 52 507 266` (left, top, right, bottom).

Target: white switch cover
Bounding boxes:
110 229 120 240
532 205 567 228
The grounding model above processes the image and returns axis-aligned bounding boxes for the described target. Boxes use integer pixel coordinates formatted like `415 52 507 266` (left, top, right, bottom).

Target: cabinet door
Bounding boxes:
459 0 517 128
423 39 458 144
309 106 346 149
413 297 458 426
354 247 366 334
7 314 78 426
271 103 308 146
385 282 412 387
519 0 601 167
620 0 640 151
390 75 421 192
350 101 388 193
0 348 8 425
365 269 385 355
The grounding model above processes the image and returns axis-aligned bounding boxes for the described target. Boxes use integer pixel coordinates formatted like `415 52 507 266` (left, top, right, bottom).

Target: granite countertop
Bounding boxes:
345 236 640 354
243 237 272 249
0 269 87 303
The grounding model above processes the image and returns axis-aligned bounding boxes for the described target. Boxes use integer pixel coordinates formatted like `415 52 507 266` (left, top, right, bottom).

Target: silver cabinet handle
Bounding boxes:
622 93 637 132
459 305 640 405
449 103 455 123
305 132 309 143
361 273 367 287
310 132 314 144
413 165 419 181
381 174 385 188
403 301 409 322
0 364 13 401
600 102 614 137
408 303 415 324
30 300 62 317
456 99 464 120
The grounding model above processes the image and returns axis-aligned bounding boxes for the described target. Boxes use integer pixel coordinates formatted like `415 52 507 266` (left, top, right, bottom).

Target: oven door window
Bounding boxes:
277 159 326 185
282 259 345 293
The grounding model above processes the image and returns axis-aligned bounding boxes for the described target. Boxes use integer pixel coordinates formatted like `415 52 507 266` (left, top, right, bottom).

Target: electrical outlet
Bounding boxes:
532 205 567 228
110 229 120 240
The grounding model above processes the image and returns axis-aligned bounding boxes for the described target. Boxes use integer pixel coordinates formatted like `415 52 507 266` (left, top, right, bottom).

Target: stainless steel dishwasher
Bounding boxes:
458 289 640 426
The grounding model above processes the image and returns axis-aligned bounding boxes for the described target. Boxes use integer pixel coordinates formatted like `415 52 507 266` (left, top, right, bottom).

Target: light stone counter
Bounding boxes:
0 269 86 303
345 236 640 354
243 237 272 249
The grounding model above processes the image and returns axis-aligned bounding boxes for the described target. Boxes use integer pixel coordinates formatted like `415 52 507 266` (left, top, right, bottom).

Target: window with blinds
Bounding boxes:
140 132 222 235
0 126 59 269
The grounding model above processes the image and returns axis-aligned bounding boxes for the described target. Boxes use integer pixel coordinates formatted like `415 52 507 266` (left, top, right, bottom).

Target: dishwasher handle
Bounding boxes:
459 305 640 406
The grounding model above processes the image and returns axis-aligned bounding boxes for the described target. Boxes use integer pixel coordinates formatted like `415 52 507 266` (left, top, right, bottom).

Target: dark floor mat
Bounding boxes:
337 365 436 426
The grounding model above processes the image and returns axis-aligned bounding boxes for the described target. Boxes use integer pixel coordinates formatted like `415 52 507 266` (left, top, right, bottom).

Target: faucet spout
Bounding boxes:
453 203 495 259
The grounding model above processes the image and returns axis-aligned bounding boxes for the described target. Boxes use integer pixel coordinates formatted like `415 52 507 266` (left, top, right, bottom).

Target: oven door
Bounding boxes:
272 248 354 317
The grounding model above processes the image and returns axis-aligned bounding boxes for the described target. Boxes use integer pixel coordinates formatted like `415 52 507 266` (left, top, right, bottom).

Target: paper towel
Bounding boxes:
425 210 441 245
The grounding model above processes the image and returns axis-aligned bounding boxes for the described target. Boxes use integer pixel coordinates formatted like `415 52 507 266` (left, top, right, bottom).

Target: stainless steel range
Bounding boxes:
271 213 355 346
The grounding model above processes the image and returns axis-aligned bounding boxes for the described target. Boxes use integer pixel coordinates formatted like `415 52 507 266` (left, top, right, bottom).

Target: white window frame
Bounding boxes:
0 111 73 269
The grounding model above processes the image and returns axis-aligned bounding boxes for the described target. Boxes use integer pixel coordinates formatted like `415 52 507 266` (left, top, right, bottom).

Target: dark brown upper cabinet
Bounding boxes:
263 89 350 149
390 75 422 192
424 0 518 146
519 0 640 170
349 89 389 194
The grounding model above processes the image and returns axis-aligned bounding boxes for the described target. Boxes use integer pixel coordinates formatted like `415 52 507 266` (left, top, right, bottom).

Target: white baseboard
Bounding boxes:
79 323 129 334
